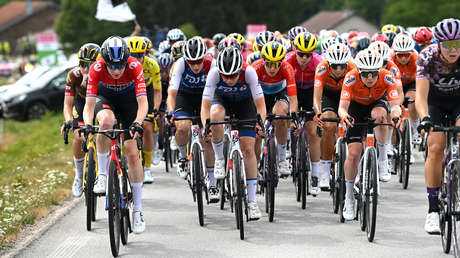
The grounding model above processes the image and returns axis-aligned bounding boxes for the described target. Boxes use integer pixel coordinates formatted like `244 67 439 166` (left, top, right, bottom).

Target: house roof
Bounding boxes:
299 10 356 33
0 1 58 33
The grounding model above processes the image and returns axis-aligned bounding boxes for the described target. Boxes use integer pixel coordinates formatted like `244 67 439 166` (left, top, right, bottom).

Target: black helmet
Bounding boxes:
101 36 130 66
212 33 226 48
78 43 100 62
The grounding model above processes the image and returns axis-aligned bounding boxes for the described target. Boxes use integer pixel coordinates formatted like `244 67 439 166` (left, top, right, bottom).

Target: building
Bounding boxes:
299 10 379 35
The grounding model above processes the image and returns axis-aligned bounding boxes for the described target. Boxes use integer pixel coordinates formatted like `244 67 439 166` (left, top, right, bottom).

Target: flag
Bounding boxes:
95 0 136 22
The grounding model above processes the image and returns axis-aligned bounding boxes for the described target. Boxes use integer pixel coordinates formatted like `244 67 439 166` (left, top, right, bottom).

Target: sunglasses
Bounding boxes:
330 63 347 70
221 73 239 80
264 61 281 69
79 61 93 68
130 53 145 58
296 51 312 58
396 52 411 58
359 70 380 78
107 63 126 70
186 59 204 65
441 40 460 51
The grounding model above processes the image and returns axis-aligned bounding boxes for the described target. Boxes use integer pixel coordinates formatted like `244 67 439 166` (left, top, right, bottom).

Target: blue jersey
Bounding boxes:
169 56 214 95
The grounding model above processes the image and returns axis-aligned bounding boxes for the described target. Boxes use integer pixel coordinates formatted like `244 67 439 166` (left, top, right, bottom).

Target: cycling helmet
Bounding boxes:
228 33 245 45
369 41 391 60
354 49 383 70
371 32 389 44
254 31 275 52
218 37 241 51
393 33 415 52
288 26 308 42
381 24 397 33
325 43 351 64
101 36 129 66
170 40 185 59
183 36 207 61
276 37 292 52
217 46 243 75
143 37 152 52
78 43 100 62
127 36 147 53
335 36 346 45
158 53 174 70
293 32 317 53
357 37 371 51
261 41 286 62
383 31 396 45
158 40 170 54
203 38 214 48
433 18 460 42
167 28 186 42
212 33 226 47
320 37 336 53
414 27 433 44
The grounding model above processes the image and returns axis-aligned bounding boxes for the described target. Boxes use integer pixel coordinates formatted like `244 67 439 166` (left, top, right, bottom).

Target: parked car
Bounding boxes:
0 65 73 120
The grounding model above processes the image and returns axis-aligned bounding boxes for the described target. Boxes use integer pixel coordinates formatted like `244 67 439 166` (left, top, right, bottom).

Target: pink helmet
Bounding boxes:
433 18 460 42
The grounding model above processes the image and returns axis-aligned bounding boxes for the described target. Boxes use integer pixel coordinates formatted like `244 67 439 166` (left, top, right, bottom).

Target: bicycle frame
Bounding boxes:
189 124 208 194
227 130 247 205
82 134 98 190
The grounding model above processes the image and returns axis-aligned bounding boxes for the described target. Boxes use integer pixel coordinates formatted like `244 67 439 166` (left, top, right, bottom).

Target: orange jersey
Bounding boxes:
390 51 418 85
384 59 402 88
252 59 297 96
341 68 399 106
314 60 357 91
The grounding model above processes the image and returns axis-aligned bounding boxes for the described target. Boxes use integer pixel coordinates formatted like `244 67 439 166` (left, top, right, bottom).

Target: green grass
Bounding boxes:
0 113 74 249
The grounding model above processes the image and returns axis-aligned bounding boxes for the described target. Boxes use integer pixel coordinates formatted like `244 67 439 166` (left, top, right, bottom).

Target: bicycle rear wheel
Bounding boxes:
85 147 97 230
164 127 171 173
446 162 459 254
366 148 378 242
192 144 204 226
120 156 131 245
221 135 230 210
299 132 308 209
233 152 245 240
107 161 121 257
336 140 346 221
401 121 411 189
267 139 277 222
290 134 300 202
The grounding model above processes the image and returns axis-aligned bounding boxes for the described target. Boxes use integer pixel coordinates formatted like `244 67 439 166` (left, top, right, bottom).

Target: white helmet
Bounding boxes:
354 49 383 70
325 43 351 64
321 37 336 53
167 28 186 42
158 40 170 54
217 47 243 75
183 36 207 61
369 41 391 61
392 33 415 52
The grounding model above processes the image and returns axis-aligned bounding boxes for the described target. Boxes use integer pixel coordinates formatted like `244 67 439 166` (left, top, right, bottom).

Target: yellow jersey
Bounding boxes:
143 56 161 90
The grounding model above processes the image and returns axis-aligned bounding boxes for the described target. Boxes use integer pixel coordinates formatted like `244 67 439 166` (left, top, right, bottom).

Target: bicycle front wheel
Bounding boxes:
267 139 277 222
107 161 121 257
233 152 245 240
365 148 378 242
120 156 130 245
336 140 346 221
299 132 308 209
192 144 204 226
401 120 411 189
85 146 97 231
221 135 230 210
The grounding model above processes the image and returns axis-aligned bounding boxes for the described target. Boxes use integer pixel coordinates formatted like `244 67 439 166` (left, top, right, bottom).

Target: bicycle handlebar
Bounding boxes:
204 114 265 135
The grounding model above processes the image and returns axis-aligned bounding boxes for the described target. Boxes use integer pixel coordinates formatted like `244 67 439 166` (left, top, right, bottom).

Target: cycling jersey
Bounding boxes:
384 59 402 88
203 64 264 102
169 56 214 95
390 51 418 85
417 44 460 97
246 51 261 65
65 67 86 98
341 68 399 106
284 51 323 90
251 59 297 96
143 56 161 90
314 60 357 91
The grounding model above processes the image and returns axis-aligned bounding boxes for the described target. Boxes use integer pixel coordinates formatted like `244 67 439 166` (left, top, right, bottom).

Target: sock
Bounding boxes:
320 160 332 178
278 143 287 161
207 167 216 187
346 180 355 200
132 182 143 212
247 178 257 203
387 128 393 144
143 150 152 168
97 152 110 176
212 140 224 160
74 157 84 179
311 161 320 178
178 144 187 159
153 132 159 150
377 143 387 162
427 187 440 213
411 119 418 135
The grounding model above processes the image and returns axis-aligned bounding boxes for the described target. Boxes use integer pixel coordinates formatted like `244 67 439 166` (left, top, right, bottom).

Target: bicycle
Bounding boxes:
83 127 142 257
206 115 263 240
329 120 347 218
258 113 292 222
219 119 234 211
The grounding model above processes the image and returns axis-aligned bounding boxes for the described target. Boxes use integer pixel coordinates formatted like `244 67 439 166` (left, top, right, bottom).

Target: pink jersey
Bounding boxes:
285 51 323 90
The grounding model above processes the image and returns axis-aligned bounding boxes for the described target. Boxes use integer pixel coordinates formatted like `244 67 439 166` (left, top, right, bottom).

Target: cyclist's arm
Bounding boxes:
313 68 325 114
246 66 266 121
338 99 350 121
167 58 184 114
83 97 96 125
63 95 74 122
135 95 148 124
83 65 100 125
152 60 162 111
254 97 266 122
338 74 352 120
284 63 298 114
415 78 430 118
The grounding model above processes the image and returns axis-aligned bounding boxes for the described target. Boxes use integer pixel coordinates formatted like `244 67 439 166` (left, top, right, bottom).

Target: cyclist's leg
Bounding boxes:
210 100 226 181
71 103 85 196
406 89 418 133
272 94 290 174
174 93 194 160
371 99 392 181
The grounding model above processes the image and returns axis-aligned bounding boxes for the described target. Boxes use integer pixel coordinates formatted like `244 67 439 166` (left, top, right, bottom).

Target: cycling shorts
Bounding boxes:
428 94 460 126
174 91 202 118
297 88 314 112
403 81 416 94
322 88 341 114
212 96 257 138
264 89 289 114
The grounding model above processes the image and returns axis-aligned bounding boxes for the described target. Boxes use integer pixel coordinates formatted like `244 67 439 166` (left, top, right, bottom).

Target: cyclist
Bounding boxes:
371 32 389 45
288 26 308 44
158 40 170 54
247 31 275 65
338 49 401 220
390 33 420 146
415 18 460 234
171 40 185 61
285 32 322 193
208 33 226 58
157 53 175 157
313 43 356 190
202 46 266 218
61 43 100 197
83 36 148 233
228 33 248 62
167 28 186 47
166 37 218 199
414 27 434 53
127 36 161 183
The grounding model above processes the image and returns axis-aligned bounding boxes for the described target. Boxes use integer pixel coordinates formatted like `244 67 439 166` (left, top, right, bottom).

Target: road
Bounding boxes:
18 152 445 258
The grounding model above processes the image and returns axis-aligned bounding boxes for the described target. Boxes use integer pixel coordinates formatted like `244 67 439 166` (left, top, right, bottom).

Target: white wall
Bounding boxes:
333 16 379 34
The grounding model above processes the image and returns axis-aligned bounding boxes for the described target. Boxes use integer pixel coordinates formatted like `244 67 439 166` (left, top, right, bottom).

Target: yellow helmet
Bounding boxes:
78 43 100 62
127 36 147 54
171 40 185 59
143 37 152 52
381 24 397 33
293 32 317 53
228 33 245 45
261 41 286 62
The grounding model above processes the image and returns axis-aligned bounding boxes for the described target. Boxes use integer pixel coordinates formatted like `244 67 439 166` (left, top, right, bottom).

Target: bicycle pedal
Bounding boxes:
320 187 330 192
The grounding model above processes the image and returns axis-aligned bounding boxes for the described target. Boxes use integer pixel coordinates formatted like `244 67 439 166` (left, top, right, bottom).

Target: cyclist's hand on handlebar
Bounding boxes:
80 124 93 139
152 109 161 120
340 114 354 128
129 121 144 139
165 111 175 125
418 116 433 133
255 124 264 137
314 112 324 128
391 116 402 129
60 120 72 135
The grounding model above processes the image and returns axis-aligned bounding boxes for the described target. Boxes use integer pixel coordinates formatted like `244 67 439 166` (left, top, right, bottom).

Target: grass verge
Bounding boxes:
0 113 74 249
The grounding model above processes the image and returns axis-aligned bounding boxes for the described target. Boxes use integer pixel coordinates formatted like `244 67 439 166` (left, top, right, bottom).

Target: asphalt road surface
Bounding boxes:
18 152 446 258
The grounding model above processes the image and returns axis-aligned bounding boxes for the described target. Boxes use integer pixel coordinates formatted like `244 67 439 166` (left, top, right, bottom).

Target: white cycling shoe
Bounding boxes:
343 198 355 221
278 160 291 176
133 211 146 234
72 177 83 197
214 159 226 179
93 175 107 194
248 201 262 220
378 159 391 182
143 167 154 184
424 212 440 235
